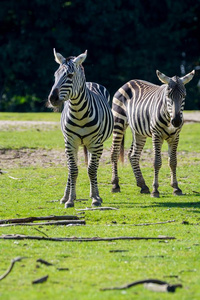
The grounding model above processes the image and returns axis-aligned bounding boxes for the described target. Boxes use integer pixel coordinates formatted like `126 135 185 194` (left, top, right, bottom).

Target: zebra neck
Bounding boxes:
69 86 91 120
153 87 171 125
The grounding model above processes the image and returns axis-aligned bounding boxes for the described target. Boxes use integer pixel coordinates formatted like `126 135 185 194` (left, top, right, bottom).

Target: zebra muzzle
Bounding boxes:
171 114 182 128
48 88 61 107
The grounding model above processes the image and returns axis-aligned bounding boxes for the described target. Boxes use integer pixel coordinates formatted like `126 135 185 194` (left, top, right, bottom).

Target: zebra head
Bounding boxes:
156 70 195 128
48 49 87 107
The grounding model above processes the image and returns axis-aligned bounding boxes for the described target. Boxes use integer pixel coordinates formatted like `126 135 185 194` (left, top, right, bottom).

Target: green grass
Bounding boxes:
0 112 200 300
0 112 61 121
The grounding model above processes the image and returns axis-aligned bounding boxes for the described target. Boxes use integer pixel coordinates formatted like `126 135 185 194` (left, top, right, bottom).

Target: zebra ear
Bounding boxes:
73 50 87 66
53 48 65 65
180 70 195 85
156 70 170 84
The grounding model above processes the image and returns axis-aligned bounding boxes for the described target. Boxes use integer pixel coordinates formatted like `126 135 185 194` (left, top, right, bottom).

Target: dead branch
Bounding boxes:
109 250 129 253
0 215 79 224
34 228 49 237
131 220 176 226
76 198 88 202
36 259 53 266
0 257 27 281
0 234 176 242
100 278 182 292
32 275 48 284
0 220 85 227
76 207 118 211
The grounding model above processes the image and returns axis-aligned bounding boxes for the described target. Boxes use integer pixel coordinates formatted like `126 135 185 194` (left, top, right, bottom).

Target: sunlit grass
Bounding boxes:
0 112 200 300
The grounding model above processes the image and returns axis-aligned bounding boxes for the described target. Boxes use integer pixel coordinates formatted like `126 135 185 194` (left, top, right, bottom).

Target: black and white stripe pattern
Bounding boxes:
111 70 195 197
48 49 113 208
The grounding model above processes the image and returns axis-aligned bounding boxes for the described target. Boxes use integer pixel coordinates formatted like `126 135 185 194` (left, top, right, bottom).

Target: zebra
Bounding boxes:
48 49 113 208
111 70 195 197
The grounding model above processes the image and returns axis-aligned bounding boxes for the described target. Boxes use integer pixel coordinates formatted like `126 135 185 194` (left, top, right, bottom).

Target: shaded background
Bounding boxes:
0 0 200 112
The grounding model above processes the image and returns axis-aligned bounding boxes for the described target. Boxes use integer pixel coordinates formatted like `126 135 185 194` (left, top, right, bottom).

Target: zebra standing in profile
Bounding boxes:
111 70 195 197
48 49 113 208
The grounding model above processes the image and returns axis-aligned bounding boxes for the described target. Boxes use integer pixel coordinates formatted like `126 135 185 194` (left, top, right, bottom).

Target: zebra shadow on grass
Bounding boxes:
145 194 200 212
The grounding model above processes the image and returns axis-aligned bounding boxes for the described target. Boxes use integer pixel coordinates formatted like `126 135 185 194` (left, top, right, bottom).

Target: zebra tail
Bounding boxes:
83 146 88 165
119 135 125 163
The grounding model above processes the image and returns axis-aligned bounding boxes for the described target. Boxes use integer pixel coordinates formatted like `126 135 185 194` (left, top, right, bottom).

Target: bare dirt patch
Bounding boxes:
1 147 200 170
0 120 60 131
0 112 199 169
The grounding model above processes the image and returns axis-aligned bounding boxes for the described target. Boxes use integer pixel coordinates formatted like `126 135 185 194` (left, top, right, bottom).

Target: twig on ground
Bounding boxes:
0 215 79 224
32 275 48 284
76 198 88 202
76 207 118 211
0 220 85 227
0 169 20 179
34 228 49 237
36 259 53 266
109 250 129 253
131 220 176 226
100 278 182 292
0 234 176 242
0 257 27 281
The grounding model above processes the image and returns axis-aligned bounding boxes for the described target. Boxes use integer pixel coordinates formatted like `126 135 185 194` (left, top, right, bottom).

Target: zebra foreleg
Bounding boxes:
129 134 150 194
151 135 163 198
88 148 103 207
61 148 78 208
167 137 182 196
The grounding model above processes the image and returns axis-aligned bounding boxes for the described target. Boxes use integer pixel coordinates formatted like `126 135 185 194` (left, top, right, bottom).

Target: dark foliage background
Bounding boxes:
0 0 200 112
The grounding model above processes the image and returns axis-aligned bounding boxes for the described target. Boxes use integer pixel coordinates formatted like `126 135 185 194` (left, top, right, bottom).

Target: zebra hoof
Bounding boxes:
65 201 74 208
151 191 160 198
60 197 68 204
173 188 183 196
92 199 102 207
111 185 121 193
140 187 150 194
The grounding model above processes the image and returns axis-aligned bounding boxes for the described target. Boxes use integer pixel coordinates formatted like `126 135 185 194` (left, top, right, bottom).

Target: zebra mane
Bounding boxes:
65 56 75 62
65 56 85 72
168 76 184 93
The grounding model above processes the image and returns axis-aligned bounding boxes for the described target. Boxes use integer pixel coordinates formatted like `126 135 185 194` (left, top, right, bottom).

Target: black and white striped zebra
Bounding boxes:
111 70 195 197
48 49 113 208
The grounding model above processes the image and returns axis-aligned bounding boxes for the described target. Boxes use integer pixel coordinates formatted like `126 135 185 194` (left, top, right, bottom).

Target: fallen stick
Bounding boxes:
0 215 79 224
100 278 182 292
0 234 176 242
0 220 85 227
76 207 118 211
34 228 49 237
131 220 176 226
0 257 27 281
36 259 53 266
32 275 48 284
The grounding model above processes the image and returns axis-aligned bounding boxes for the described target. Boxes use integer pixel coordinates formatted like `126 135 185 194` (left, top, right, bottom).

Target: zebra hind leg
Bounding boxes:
111 131 125 193
151 135 163 198
129 134 150 194
60 176 70 204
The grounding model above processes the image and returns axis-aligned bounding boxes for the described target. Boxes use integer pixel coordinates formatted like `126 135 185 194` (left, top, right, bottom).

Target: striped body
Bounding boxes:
111 70 194 197
48 50 113 207
61 82 113 148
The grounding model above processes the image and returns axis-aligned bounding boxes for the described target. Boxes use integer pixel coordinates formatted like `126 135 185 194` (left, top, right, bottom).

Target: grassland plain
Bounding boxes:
0 112 200 300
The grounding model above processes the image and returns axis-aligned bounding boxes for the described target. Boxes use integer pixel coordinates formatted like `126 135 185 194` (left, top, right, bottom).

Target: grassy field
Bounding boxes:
0 112 200 300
